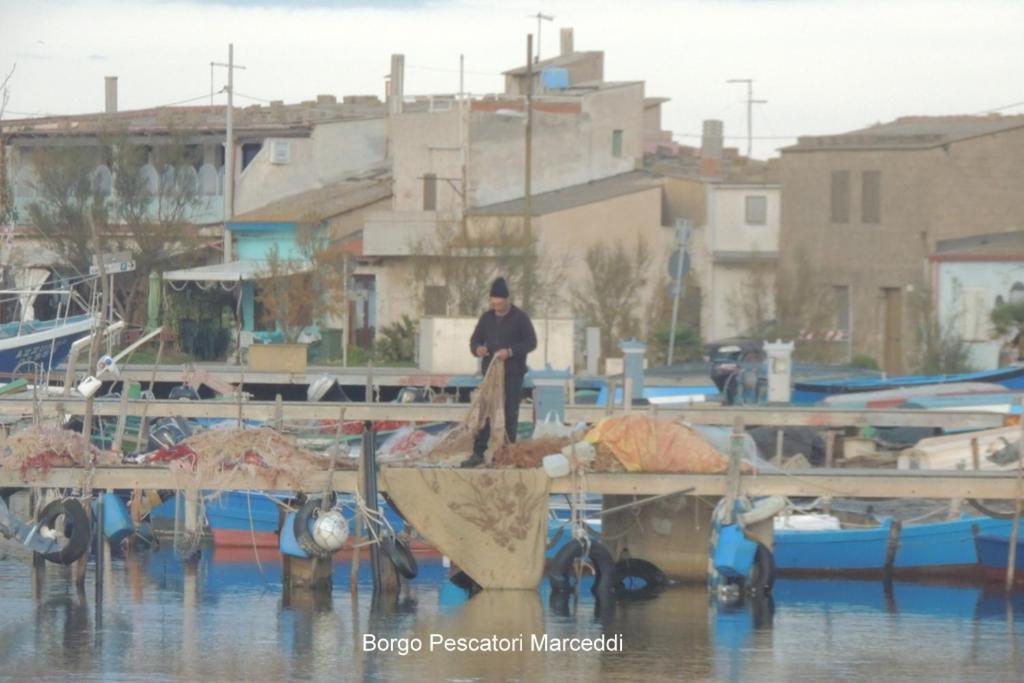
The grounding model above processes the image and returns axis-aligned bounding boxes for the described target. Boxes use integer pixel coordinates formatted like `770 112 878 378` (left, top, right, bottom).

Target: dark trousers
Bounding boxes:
473 371 525 456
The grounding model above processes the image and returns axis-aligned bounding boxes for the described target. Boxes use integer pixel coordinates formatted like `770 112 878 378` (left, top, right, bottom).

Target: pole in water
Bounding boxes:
1006 398 1024 591
361 421 383 591
95 492 105 623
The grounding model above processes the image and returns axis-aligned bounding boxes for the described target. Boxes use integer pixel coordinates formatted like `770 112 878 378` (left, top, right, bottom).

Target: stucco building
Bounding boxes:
778 115 1024 373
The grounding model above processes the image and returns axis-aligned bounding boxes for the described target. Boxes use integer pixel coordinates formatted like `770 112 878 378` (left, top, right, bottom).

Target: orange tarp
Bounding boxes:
584 415 732 473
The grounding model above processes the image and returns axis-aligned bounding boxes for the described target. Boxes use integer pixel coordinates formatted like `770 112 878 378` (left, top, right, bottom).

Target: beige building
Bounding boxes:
778 115 1024 373
359 33 666 344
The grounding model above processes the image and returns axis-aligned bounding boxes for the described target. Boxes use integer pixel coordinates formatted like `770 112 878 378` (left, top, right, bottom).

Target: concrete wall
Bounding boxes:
389 106 463 215
466 186 672 327
467 85 643 207
936 259 1024 369
235 118 387 215
709 185 780 255
418 316 574 374
779 127 1024 369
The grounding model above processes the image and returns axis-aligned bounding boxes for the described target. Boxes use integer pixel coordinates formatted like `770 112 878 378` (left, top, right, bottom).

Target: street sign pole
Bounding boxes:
667 219 691 366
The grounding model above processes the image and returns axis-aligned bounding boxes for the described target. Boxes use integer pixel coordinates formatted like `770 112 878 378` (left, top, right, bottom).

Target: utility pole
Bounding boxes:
667 219 691 366
213 44 246 262
726 78 766 159
529 12 554 63
523 33 534 311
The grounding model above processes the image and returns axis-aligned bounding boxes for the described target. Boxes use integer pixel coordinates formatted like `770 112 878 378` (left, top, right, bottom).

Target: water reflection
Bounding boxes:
1 547 1023 681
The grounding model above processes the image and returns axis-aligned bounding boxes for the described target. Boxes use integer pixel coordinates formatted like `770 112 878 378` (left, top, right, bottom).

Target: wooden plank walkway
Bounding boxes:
1 466 1020 500
0 397 1007 429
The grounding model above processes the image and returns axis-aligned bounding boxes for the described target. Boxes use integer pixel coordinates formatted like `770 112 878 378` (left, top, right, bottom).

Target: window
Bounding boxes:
241 142 262 170
612 129 623 157
745 195 767 225
830 170 850 223
423 173 437 211
424 286 447 316
862 170 881 223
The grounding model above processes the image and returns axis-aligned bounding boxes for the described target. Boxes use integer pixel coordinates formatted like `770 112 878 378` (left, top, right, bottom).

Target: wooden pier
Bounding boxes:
0 397 1017 500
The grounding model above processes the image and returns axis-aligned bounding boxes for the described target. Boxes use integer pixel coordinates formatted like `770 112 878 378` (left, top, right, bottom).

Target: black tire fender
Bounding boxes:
547 538 616 598
292 494 337 559
37 498 91 566
748 543 776 595
381 535 418 579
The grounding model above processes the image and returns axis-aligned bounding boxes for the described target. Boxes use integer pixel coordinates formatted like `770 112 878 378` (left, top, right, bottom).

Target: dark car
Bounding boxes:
707 338 766 405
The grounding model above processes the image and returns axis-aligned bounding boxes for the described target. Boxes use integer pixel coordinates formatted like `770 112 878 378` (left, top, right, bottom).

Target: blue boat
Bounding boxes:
775 515 1024 579
792 365 1024 404
775 518 894 575
0 313 94 374
975 534 1024 585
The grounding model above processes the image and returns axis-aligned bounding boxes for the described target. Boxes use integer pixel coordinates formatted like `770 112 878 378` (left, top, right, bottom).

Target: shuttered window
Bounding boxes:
831 170 850 223
745 195 767 225
862 170 881 223
424 286 447 316
423 173 437 211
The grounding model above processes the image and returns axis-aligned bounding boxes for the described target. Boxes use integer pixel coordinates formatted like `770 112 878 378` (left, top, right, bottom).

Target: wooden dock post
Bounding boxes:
1006 401 1024 591
94 491 105 624
361 421 385 591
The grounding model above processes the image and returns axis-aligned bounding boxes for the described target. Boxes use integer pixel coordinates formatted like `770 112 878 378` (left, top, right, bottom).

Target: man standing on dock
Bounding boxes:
462 277 537 468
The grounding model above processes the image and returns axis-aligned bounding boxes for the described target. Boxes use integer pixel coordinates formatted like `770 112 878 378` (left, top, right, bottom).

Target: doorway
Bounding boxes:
882 287 903 375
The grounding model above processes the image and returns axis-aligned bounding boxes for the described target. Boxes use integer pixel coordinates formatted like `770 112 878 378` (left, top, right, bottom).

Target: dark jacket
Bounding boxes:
469 304 537 376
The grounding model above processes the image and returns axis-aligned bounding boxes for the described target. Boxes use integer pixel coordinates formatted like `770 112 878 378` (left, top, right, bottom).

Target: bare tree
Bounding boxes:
409 217 568 318
645 271 703 364
25 134 205 326
256 222 348 344
572 236 652 359
726 261 776 339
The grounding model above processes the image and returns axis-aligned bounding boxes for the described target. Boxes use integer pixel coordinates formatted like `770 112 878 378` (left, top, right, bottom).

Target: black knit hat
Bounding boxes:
489 277 510 298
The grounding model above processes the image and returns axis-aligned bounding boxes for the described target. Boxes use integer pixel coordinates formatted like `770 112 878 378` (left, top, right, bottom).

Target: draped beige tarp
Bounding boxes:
380 468 550 589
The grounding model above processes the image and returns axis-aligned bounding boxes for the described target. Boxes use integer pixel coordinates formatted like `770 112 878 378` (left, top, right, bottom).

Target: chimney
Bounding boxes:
700 119 724 177
388 54 405 116
104 76 118 114
701 119 723 159
560 27 574 56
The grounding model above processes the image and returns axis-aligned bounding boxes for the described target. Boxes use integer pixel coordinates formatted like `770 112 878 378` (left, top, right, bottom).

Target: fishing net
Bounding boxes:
143 427 339 489
491 436 571 468
424 359 508 464
0 425 119 480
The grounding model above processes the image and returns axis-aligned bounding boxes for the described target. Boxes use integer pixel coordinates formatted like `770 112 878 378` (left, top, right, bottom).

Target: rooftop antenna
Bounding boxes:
726 78 767 159
528 12 555 63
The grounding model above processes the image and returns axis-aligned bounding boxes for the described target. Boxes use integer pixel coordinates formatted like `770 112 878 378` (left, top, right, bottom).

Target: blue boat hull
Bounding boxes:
792 365 1024 404
776 516 1023 578
975 534 1024 584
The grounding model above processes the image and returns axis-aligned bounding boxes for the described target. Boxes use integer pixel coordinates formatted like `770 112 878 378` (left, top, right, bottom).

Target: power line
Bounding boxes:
407 63 501 77
973 99 1024 115
672 132 797 141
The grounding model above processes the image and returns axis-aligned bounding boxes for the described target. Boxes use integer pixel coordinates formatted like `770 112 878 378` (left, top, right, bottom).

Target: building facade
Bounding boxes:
779 115 1024 373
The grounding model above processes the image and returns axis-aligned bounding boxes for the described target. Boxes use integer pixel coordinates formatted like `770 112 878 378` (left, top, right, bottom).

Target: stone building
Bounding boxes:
778 115 1024 373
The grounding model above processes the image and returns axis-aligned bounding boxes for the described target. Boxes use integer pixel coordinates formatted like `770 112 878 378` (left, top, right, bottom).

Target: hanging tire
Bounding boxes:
37 498 91 566
614 558 668 599
547 538 616 599
381 535 418 579
449 570 481 594
747 543 776 595
292 494 337 559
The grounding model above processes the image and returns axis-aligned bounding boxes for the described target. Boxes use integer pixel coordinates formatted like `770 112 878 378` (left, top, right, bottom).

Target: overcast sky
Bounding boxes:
1 0 1021 158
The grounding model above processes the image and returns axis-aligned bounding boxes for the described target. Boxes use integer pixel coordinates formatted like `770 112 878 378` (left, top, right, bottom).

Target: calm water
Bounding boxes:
1 546 1022 682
